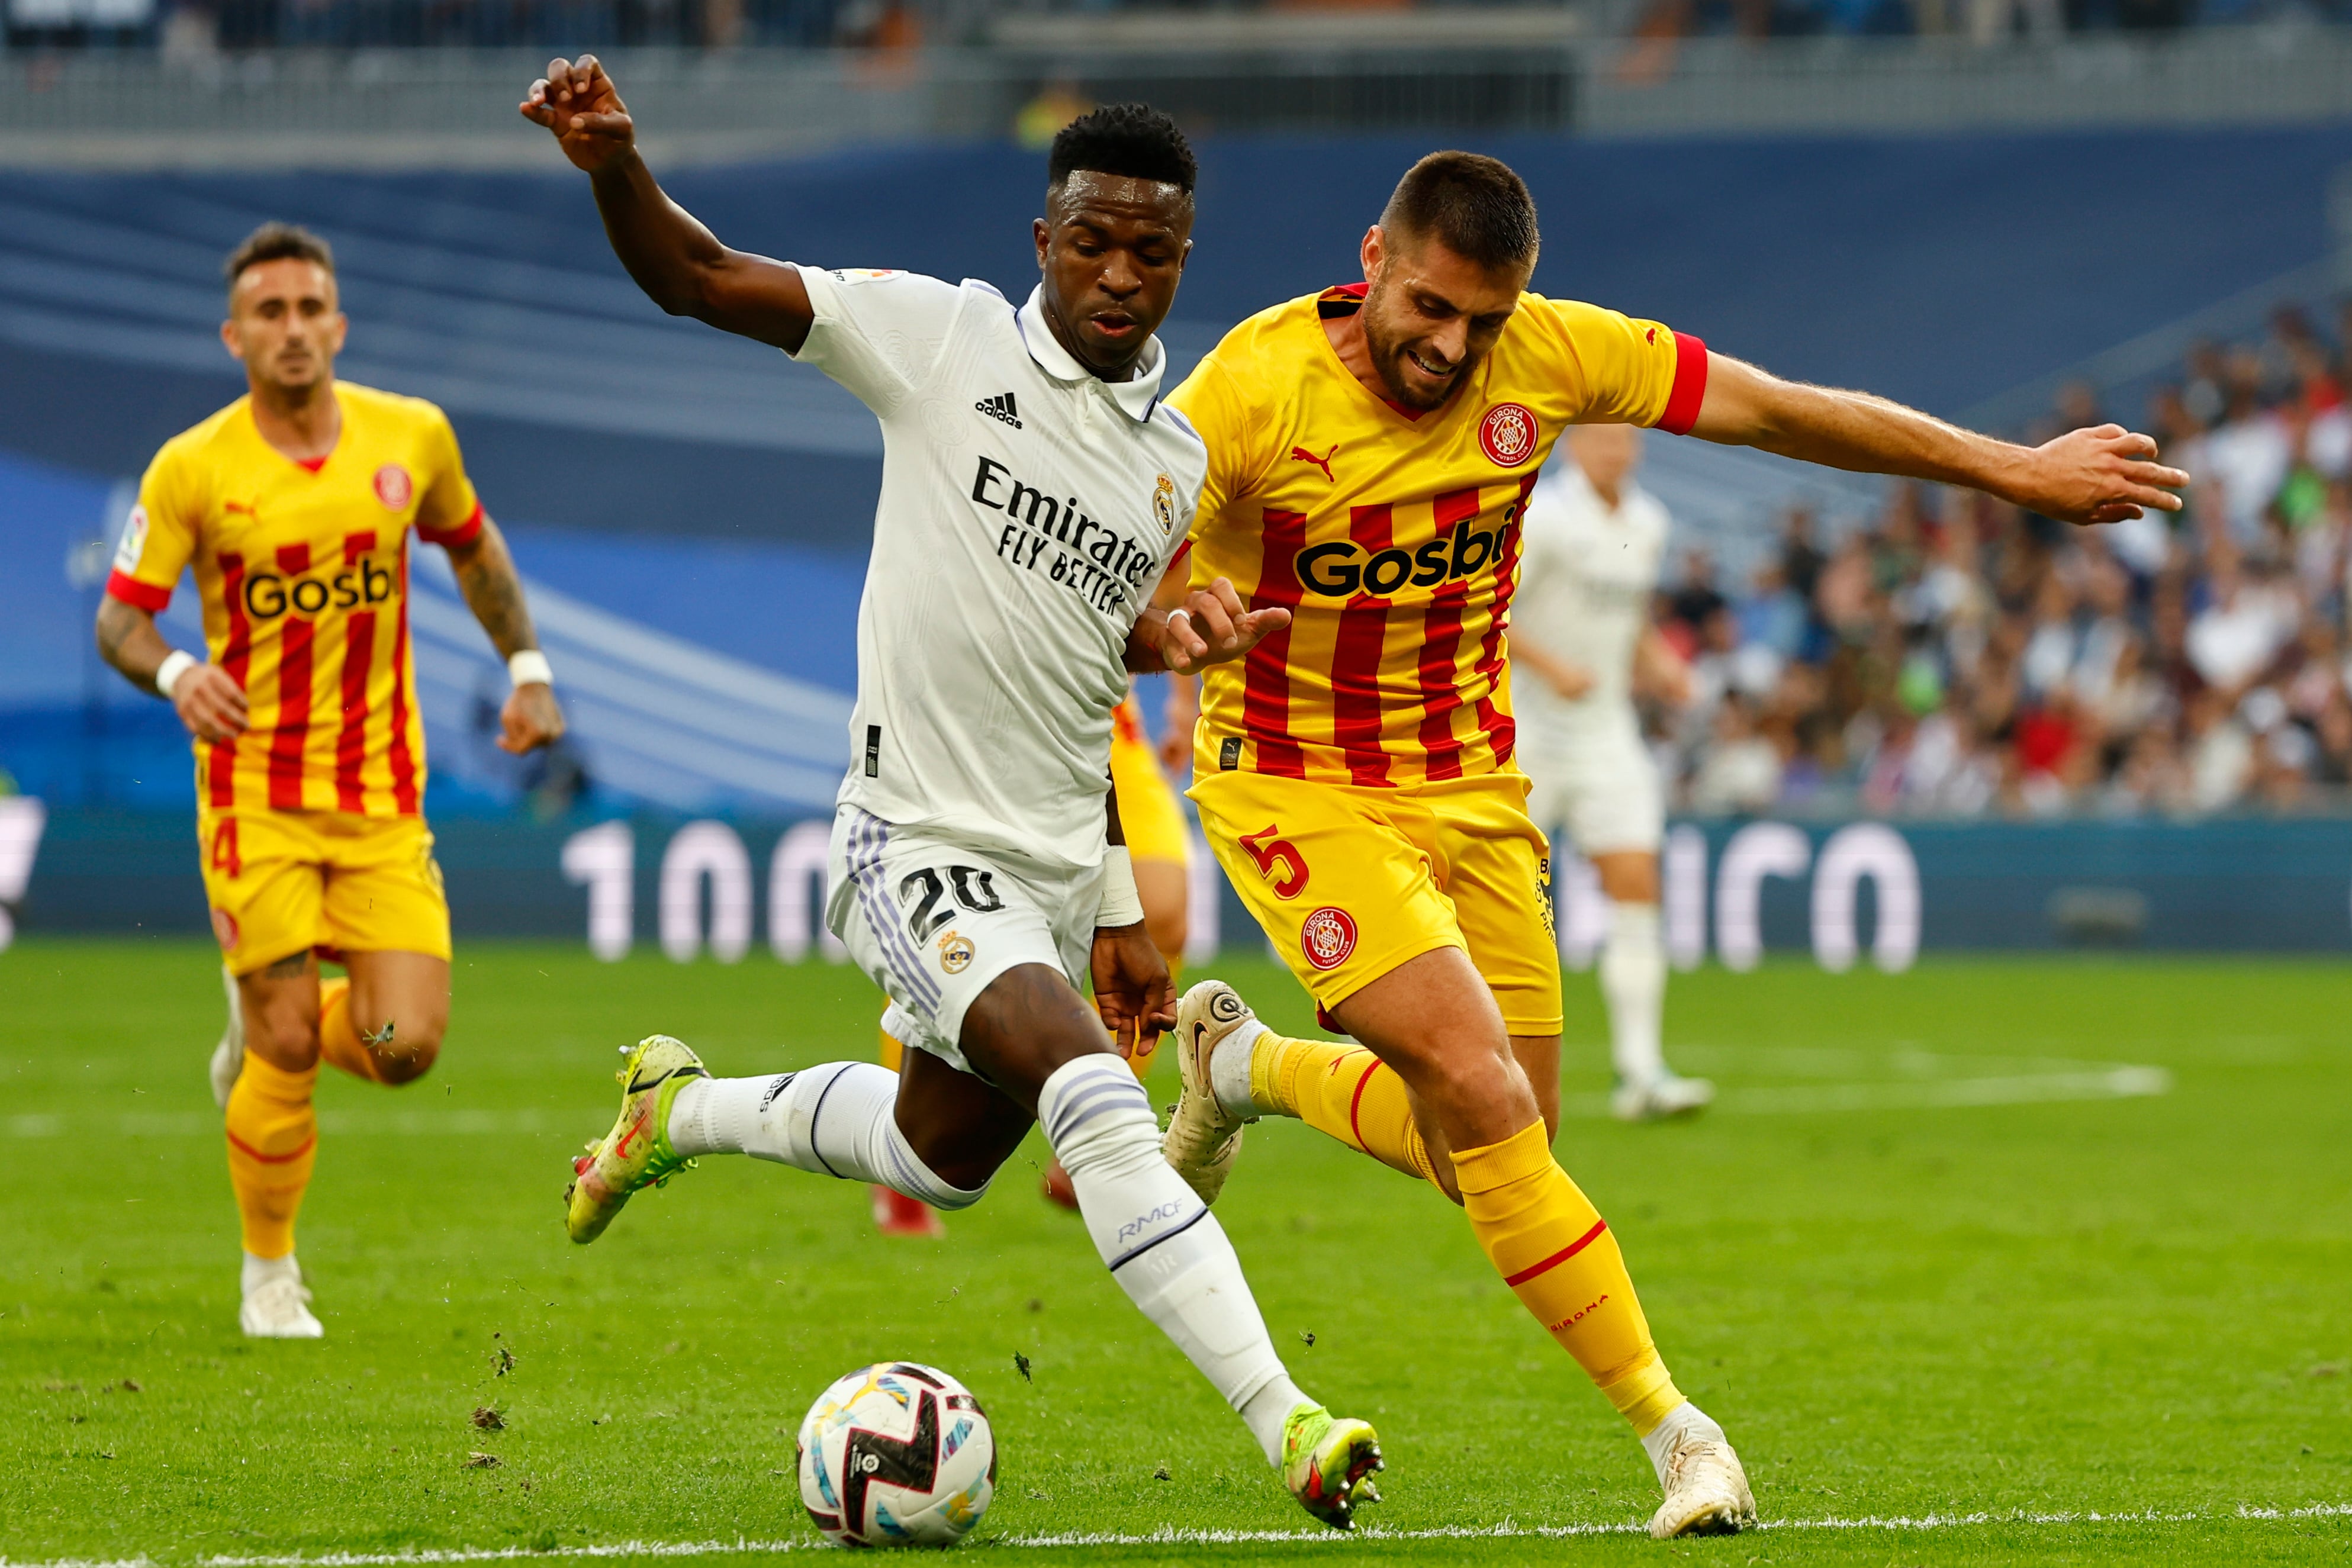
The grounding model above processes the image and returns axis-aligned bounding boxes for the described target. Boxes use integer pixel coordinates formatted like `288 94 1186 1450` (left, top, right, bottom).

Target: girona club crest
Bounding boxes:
373 463 414 510
1478 402 1538 468
1299 906 1358 971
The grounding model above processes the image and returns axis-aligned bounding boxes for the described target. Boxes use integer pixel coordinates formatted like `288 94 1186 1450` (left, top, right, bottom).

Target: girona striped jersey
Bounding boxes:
105 382 484 817
1167 284 1706 788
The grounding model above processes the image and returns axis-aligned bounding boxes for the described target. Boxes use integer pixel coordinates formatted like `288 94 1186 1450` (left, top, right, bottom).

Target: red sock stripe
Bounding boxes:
1344 1054 1383 1152
226 1126 317 1165
1502 1218 1609 1287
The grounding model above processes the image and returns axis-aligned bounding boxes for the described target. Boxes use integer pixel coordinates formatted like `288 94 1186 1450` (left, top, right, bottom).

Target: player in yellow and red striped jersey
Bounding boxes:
96 223 566 1340
1159 152 2188 1538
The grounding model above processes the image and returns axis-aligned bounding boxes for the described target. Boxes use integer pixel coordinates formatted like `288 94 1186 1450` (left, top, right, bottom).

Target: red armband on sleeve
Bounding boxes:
417 501 484 548
105 569 172 612
1657 332 1709 437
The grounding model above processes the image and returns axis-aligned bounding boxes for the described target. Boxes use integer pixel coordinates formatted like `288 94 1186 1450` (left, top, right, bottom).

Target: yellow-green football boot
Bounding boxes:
565 1035 709 1244
1281 1402 1383 1529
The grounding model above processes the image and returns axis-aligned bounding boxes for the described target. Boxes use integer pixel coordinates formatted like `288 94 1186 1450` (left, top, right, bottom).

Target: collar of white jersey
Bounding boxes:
1015 285 1166 423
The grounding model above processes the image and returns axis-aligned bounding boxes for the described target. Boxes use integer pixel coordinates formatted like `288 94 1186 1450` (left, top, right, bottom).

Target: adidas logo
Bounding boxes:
976 392 1022 429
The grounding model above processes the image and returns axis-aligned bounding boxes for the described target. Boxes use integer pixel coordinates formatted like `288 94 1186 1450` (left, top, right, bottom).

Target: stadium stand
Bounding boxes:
2 125 2347 817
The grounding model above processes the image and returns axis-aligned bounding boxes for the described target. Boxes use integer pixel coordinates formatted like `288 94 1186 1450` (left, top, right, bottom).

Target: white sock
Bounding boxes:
242 1250 298 1297
1040 1053 1305 1464
668 1066 986 1211
1209 1018 1269 1119
1601 901 1668 1087
1639 1400 1724 1486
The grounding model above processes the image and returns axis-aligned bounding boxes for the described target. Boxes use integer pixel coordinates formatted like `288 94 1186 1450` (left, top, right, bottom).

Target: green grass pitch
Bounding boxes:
4 939 2347 1566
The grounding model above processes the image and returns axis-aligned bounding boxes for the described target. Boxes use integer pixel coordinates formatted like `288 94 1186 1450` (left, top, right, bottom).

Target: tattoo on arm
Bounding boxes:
95 595 172 690
444 518 539 661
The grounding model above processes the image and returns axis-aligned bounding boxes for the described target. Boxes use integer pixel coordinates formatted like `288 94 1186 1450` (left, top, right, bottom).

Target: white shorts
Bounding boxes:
1518 719 1664 857
826 805 1101 1078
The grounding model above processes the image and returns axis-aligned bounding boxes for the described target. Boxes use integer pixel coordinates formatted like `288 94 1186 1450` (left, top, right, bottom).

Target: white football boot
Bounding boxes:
239 1258 324 1340
1160 980 1258 1206
209 965 245 1110
1646 1409 1758 1537
1611 1071 1714 1123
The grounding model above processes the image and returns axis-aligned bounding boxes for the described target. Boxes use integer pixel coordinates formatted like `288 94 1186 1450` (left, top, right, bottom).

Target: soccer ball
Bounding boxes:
796 1361 996 1548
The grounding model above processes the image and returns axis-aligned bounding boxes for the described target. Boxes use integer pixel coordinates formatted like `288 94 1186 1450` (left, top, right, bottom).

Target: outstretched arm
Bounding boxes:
1687 352 2188 527
442 517 566 754
520 55 813 351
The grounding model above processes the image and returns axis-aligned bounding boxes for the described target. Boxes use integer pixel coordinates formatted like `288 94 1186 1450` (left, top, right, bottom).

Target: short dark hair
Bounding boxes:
1048 102 1196 196
1382 151 1539 272
224 222 335 296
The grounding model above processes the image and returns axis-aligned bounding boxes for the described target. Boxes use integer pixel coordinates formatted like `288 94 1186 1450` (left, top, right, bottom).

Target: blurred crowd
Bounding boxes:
1646 298 2352 820
15 0 2348 52
1624 0 2347 45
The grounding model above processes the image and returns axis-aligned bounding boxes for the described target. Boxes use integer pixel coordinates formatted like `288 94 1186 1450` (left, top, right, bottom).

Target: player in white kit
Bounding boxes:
523 63 1385 1527
1513 424 1713 1122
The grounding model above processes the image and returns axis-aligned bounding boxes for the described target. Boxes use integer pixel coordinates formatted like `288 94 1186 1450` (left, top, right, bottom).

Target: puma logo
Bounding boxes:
1289 444 1338 481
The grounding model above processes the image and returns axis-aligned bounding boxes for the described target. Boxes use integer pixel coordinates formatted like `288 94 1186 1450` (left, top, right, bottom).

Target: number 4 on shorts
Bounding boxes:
1238 824 1309 899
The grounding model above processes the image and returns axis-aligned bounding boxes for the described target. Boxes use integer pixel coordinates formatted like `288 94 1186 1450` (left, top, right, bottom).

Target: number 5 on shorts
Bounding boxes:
1238 824 1309 900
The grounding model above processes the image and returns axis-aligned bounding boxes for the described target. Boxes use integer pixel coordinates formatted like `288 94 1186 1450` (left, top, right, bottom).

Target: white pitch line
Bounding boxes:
7 1502 2345 1568
6 1056 2173 1144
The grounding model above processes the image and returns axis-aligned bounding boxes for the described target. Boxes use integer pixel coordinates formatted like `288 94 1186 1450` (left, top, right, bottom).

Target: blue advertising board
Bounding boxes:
6 803 2348 964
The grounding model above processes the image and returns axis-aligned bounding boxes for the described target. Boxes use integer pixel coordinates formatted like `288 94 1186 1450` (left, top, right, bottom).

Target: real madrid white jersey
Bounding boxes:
1511 458 1672 741
790 266 1206 873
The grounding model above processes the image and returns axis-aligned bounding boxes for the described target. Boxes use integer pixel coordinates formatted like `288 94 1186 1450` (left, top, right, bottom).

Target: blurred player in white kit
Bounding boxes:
1513 424 1713 1122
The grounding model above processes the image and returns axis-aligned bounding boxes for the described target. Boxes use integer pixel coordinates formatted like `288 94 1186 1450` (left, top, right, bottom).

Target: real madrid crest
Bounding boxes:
1152 473 1177 536
938 931 974 974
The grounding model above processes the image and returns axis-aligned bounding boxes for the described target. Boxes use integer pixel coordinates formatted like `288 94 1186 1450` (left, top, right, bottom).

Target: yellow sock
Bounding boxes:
1250 1031 1442 1190
315 978 381 1083
1452 1121 1685 1437
224 1052 318 1260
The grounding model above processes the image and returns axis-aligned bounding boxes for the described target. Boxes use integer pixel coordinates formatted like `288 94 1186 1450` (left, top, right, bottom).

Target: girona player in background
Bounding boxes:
95 223 565 1338
1156 151 2186 1536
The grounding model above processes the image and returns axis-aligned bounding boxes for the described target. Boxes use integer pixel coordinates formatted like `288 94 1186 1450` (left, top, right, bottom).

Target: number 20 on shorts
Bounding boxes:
1239 824 1309 899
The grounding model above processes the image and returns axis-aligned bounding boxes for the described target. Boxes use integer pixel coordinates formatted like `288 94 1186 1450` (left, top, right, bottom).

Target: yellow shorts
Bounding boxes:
1111 694 1190 868
197 808 452 976
1191 768 1562 1036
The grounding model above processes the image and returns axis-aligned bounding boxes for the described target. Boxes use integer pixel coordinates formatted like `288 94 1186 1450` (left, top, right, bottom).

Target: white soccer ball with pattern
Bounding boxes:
796 1361 996 1548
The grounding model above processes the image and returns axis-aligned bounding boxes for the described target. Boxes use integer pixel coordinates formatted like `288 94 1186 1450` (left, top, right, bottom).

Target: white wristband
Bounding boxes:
507 649 554 690
153 649 197 700
1097 845 1146 929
